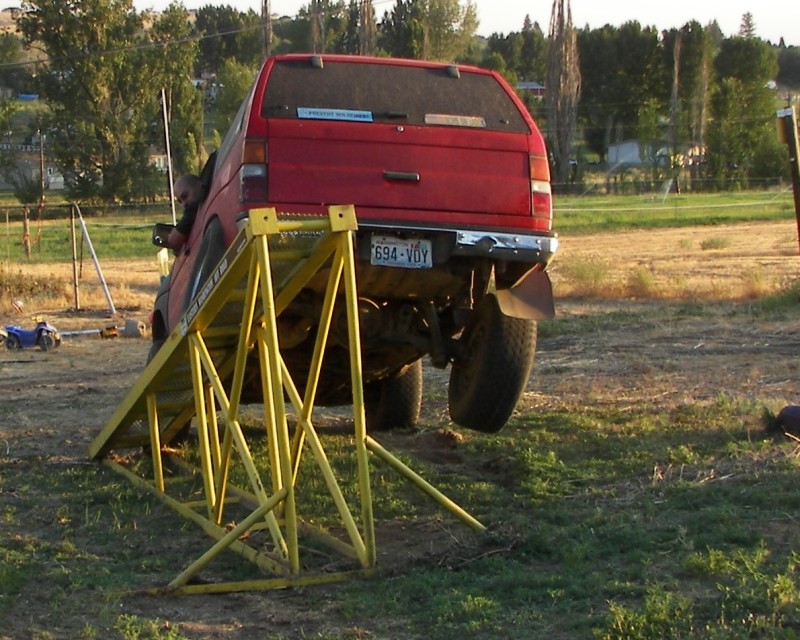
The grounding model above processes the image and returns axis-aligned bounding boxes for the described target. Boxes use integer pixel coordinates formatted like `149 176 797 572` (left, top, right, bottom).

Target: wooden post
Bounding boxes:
70 204 80 310
777 107 800 254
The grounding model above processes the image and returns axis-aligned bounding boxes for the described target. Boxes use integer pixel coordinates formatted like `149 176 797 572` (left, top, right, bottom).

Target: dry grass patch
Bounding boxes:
0 257 160 318
700 236 732 250
554 220 800 302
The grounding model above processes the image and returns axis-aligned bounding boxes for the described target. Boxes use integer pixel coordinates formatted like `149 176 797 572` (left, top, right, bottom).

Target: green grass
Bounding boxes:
4 341 800 638
0 203 170 263
554 189 795 234
3 190 800 637
0 190 795 265
329 395 800 640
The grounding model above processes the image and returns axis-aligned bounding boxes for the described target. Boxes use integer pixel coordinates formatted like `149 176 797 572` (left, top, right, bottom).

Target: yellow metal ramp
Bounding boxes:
89 205 484 594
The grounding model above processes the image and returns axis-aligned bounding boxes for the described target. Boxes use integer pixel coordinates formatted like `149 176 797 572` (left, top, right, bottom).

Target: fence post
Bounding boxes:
777 107 800 254
70 204 80 310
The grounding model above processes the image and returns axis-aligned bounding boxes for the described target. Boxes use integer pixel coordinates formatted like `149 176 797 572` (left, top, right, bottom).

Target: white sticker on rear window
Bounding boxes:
424 114 486 128
297 107 374 122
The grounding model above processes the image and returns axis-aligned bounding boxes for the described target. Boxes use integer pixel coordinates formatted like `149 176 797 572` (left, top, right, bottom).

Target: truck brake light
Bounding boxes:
240 139 268 202
529 153 552 225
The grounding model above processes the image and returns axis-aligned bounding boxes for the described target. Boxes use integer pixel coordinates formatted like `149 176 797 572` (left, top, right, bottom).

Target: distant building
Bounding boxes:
0 7 20 34
516 81 545 99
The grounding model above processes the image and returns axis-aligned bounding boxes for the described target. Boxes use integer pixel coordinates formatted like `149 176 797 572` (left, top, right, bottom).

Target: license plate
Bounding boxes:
370 235 432 269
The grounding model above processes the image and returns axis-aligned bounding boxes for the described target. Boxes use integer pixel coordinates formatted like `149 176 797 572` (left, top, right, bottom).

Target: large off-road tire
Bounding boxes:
366 359 423 431
5 334 20 350
448 294 537 433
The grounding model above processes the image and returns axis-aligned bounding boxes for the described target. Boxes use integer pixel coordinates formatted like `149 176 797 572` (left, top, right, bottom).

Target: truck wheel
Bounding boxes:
5 334 20 350
366 359 423 431
448 295 537 433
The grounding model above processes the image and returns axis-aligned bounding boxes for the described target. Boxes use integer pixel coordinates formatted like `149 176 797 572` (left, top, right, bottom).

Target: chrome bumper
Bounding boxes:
451 229 559 264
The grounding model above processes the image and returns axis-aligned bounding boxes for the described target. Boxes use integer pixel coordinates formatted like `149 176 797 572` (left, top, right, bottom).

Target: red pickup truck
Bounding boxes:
151 54 558 433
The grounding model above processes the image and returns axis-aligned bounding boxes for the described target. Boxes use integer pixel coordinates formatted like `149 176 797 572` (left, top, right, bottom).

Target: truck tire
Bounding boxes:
366 359 423 431
448 294 537 433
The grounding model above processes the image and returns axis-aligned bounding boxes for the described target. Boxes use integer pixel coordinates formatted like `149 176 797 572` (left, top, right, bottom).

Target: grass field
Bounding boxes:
2 188 800 639
0 189 795 265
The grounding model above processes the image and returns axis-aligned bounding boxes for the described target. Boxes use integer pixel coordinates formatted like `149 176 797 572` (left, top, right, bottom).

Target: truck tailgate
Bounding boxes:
266 129 532 217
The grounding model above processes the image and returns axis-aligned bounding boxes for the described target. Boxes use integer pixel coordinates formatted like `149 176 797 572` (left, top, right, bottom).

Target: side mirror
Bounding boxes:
152 223 175 248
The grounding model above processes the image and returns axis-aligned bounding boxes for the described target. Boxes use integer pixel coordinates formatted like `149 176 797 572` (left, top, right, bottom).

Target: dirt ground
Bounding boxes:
3 219 800 638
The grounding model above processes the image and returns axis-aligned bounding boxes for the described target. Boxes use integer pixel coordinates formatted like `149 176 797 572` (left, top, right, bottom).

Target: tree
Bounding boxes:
213 59 258 129
485 32 524 83
636 97 667 181
149 4 203 176
546 0 581 184
520 18 547 81
0 33 33 95
706 77 750 186
17 0 199 202
739 12 756 39
714 35 777 83
0 150 42 257
310 0 324 52
358 0 377 55
195 7 264 75
576 25 620 160
0 98 18 143
379 0 477 62
661 22 715 152
424 0 477 61
707 36 778 186
484 21 546 85
379 0 426 58
777 46 800 87
577 22 665 162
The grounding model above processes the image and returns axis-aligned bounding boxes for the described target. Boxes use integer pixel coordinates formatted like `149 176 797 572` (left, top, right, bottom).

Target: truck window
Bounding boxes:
260 59 530 133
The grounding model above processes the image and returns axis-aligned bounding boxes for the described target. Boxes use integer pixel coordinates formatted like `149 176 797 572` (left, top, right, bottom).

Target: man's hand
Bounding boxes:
167 227 187 249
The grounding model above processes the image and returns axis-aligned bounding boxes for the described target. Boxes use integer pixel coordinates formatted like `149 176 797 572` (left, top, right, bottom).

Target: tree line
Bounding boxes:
0 0 796 203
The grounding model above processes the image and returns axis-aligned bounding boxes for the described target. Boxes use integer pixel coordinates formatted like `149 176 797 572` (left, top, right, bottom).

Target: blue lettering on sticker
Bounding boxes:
297 108 373 122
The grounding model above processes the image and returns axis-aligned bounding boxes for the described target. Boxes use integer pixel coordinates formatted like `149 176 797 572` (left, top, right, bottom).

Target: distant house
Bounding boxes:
148 147 169 172
0 7 19 34
516 81 545 99
608 139 705 168
607 140 644 165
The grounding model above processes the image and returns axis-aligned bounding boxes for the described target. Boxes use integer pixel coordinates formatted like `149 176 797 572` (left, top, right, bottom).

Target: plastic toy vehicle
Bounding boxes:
5 320 61 351
151 54 558 433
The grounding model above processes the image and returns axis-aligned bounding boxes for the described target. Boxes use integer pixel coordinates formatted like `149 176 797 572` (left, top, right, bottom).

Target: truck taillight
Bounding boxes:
529 153 552 225
240 139 268 202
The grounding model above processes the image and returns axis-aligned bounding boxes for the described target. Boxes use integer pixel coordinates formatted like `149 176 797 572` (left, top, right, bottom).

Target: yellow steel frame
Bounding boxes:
89 205 484 594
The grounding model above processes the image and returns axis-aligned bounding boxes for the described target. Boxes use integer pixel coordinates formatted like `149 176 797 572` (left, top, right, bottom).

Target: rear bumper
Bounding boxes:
360 223 559 265
450 229 558 264
236 211 558 265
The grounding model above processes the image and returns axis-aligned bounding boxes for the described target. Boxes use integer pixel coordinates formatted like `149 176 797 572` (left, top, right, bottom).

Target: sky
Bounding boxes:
130 0 800 46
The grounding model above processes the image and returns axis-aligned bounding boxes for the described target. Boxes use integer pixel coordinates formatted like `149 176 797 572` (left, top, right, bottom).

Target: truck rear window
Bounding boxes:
260 59 530 133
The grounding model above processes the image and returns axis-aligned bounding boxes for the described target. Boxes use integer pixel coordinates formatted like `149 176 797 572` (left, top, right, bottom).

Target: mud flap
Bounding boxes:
495 270 555 320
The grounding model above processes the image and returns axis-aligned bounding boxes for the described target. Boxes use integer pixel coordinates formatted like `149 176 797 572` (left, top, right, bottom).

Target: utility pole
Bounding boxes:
262 0 271 58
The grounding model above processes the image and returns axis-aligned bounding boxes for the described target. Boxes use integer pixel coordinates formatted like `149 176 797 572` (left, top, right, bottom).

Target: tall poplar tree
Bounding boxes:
546 0 581 184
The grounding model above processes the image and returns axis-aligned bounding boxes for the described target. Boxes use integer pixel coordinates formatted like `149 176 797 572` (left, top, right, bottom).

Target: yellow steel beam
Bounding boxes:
340 224 376 564
103 458 290 576
366 435 486 532
146 393 164 492
92 204 485 593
